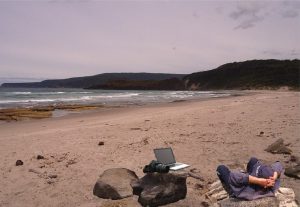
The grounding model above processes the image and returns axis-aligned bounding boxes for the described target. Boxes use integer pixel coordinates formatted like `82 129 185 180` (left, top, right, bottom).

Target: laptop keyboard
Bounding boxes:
169 163 182 167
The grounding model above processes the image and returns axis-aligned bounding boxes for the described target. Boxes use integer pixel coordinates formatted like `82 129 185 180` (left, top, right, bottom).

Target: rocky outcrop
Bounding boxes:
93 168 139 200
275 187 298 207
265 138 292 154
284 164 300 179
0 104 103 121
205 180 229 202
206 181 298 207
219 197 278 207
131 172 187 207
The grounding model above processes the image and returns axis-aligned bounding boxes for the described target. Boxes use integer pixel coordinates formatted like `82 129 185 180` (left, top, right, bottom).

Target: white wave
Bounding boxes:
0 99 55 104
109 93 139 98
11 92 32 95
70 91 93 94
0 100 23 103
7 91 67 95
75 93 140 100
34 92 66 95
0 90 234 108
0 97 87 104
79 96 93 100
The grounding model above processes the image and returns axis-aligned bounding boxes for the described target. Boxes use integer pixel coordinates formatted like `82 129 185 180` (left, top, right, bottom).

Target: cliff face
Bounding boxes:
184 59 300 90
1 73 186 88
86 78 185 90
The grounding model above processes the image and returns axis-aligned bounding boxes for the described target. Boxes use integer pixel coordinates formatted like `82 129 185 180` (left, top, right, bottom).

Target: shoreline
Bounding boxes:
0 90 299 206
0 90 247 122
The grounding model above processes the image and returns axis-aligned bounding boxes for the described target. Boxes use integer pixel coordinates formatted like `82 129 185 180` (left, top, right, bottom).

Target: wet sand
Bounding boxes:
0 91 299 206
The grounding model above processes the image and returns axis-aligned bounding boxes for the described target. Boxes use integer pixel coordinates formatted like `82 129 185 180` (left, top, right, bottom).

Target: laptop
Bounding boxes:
154 147 190 171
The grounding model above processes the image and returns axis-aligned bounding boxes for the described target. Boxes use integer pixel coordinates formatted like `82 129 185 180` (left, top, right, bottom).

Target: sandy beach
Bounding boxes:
0 91 299 206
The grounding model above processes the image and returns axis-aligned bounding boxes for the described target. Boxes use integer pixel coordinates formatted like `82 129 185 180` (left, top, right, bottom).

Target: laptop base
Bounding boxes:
169 163 190 171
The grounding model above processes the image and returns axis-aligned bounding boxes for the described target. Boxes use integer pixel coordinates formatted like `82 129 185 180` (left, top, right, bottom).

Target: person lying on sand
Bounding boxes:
216 157 283 200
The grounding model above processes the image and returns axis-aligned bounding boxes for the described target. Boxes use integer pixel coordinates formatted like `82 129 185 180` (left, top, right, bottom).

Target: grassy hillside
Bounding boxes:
184 59 300 90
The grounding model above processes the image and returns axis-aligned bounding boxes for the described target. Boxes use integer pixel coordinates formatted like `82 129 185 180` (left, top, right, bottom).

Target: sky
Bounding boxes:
0 0 299 81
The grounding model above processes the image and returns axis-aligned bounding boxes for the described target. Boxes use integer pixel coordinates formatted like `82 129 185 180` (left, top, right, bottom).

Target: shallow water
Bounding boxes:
0 87 236 109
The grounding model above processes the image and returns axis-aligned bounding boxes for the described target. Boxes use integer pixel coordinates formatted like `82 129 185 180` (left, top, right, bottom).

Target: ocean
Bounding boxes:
0 87 235 109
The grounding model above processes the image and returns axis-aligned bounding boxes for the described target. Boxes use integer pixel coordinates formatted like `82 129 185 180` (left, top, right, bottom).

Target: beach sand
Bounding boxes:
0 91 299 206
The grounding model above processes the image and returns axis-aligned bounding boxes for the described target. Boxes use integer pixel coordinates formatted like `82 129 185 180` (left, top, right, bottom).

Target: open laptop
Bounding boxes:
154 147 190 171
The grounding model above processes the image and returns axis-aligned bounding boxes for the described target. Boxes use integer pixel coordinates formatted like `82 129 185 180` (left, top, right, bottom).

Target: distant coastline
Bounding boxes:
0 77 45 85
1 59 299 91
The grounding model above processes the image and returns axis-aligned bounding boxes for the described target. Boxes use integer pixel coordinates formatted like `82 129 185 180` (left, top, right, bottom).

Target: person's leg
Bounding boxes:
246 157 259 173
216 165 232 195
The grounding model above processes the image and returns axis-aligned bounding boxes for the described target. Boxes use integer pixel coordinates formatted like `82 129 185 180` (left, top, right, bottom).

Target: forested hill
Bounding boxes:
183 59 300 90
1 73 186 88
1 59 299 90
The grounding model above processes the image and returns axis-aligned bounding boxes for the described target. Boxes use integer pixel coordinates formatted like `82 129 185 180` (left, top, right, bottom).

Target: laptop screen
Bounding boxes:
154 148 176 165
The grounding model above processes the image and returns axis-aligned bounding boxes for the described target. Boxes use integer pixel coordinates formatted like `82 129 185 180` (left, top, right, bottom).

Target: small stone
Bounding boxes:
16 160 23 166
98 141 104 146
190 168 201 174
194 183 204 189
65 159 77 167
130 128 142 130
201 201 210 207
29 168 42 174
260 131 264 135
47 180 55 184
48 174 58 179
37 155 44 160
290 155 299 163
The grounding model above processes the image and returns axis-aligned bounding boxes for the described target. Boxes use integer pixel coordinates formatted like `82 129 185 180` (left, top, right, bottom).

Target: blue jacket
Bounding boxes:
228 161 283 200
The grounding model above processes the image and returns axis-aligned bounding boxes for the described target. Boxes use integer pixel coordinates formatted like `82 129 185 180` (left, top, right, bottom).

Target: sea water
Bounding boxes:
0 87 234 109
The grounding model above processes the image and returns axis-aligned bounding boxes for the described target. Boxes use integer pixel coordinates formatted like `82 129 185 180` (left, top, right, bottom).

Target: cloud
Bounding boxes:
262 49 300 57
234 15 264 30
229 3 262 19
229 2 267 30
290 49 300 56
262 50 282 56
282 9 299 18
281 1 300 18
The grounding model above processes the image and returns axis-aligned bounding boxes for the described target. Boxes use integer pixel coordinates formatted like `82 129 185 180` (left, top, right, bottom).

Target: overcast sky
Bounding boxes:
0 0 299 80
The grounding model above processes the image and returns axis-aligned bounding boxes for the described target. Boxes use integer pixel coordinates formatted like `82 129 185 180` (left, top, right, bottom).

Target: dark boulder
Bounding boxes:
93 168 138 200
289 155 300 164
284 164 300 179
131 172 187 207
265 138 292 154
